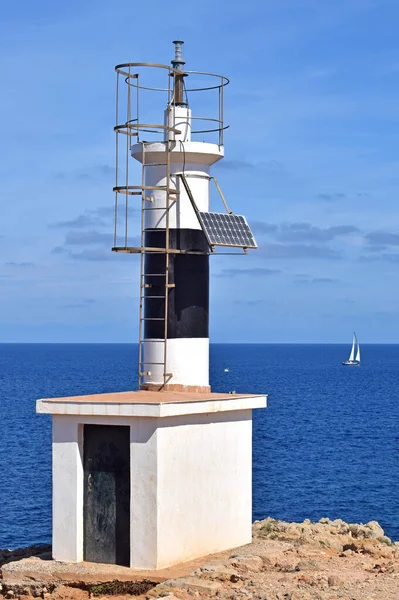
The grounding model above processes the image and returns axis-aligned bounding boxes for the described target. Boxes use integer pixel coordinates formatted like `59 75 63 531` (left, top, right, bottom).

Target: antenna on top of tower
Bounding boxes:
171 39 187 106
171 39 185 71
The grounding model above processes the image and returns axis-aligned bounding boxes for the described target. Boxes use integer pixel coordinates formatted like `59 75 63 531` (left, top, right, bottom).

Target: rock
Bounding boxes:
229 555 263 573
0 546 51 568
165 577 222 595
356 539 395 558
378 535 392 545
320 536 343 552
327 575 342 587
365 521 385 539
275 559 299 573
209 568 240 582
200 565 216 572
295 560 317 571
331 519 345 528
49 586 88 600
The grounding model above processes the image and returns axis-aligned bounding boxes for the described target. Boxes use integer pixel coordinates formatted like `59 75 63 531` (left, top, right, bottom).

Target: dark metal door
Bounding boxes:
83 425 130 566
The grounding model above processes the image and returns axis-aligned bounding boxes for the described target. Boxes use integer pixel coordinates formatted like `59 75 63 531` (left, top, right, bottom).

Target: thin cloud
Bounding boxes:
364 244 387 253
51 246 117 261
366 231 399 246
275 223 359 244
5 261 34 268
64 230 113 246
49 206 138 229
359 252 399 263
214 160 255 170
62 299 96 308
49 214 107 229
250 221 279 235
317 192 347 201
69 248 118 261
51 246 68 255
296 277 339 284
214 267 280 278
214 159 284 173
53 165 114 181
260 243 342 260
234 299 263 306
248 220 359 243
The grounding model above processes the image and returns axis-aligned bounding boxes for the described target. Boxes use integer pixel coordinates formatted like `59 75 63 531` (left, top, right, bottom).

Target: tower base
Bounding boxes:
141 383 211 393
37 390 266 570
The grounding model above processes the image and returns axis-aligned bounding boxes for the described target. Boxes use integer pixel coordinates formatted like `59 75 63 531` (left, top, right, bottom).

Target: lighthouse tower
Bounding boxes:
113 41 257 392
37 42 266 571
132 40 218 392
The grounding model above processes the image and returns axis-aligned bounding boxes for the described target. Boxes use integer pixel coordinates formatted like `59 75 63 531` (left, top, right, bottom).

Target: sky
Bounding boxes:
1 0 399 343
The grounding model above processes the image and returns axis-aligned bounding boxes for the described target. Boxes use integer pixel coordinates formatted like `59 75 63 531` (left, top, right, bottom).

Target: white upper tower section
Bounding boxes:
129 41 226 232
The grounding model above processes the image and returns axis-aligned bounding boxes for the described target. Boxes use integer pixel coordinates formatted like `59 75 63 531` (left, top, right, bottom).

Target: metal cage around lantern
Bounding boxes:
113 62 229 254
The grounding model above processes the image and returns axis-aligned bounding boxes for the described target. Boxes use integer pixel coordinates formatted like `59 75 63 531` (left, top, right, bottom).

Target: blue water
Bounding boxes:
0 343 398 549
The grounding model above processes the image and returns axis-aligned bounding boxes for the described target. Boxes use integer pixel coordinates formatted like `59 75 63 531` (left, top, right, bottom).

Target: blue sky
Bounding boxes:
2 0 399 343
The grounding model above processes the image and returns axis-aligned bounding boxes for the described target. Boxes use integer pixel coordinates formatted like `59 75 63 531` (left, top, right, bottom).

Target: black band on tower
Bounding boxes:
144 229 209 339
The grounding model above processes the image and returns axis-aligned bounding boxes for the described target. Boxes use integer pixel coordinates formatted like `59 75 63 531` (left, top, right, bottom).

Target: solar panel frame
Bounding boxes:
198 212 258 249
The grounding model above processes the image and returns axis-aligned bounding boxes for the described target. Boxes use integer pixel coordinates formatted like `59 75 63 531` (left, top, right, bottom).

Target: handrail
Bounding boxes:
114 122 182 136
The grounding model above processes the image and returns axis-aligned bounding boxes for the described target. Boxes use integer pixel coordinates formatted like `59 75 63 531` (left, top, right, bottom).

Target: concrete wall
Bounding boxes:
51 410 253 569
156 410 252 568
52 418 84 562
52 415 159 567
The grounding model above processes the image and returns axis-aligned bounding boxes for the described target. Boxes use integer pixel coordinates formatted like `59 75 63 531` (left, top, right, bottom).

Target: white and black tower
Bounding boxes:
37 42 265 571
113 41 257 391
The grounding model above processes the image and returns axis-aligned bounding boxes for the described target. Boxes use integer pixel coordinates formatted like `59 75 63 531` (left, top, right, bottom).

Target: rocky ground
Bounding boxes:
2 517 399 599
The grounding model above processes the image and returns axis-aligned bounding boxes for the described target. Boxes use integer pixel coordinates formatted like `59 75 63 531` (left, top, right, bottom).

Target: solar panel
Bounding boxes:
198 212 257 249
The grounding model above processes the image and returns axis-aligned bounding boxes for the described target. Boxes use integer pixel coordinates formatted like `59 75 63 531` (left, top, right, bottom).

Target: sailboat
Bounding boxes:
342 332 360 366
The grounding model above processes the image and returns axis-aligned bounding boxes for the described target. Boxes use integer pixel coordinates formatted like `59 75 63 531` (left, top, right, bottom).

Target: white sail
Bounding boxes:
348 333 356 362
355 336 360 363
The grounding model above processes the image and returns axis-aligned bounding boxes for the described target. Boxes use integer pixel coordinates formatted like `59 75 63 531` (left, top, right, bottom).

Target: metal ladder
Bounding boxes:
137 136 177 390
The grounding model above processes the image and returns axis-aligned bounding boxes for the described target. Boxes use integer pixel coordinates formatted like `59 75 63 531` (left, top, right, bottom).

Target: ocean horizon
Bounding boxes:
1 342 398 548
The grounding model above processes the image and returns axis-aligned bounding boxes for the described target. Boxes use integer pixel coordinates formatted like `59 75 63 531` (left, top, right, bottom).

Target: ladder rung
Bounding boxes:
142 295 166 299
140 339 166 343
142 273 166 277
140 362 165 365
137 186 180 194
141 317 165 321
166 283 175 288
163 373 173 377
143 207 170 211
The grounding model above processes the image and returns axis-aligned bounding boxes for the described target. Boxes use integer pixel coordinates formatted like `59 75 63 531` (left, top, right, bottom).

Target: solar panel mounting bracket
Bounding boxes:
178 174 215 251
177 173 257 251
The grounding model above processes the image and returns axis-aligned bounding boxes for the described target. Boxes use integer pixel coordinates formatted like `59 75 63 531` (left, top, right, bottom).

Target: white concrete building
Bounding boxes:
37 391 267 570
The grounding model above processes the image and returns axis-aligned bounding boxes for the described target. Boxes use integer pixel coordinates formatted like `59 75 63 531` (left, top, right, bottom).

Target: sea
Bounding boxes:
0 343 398 549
